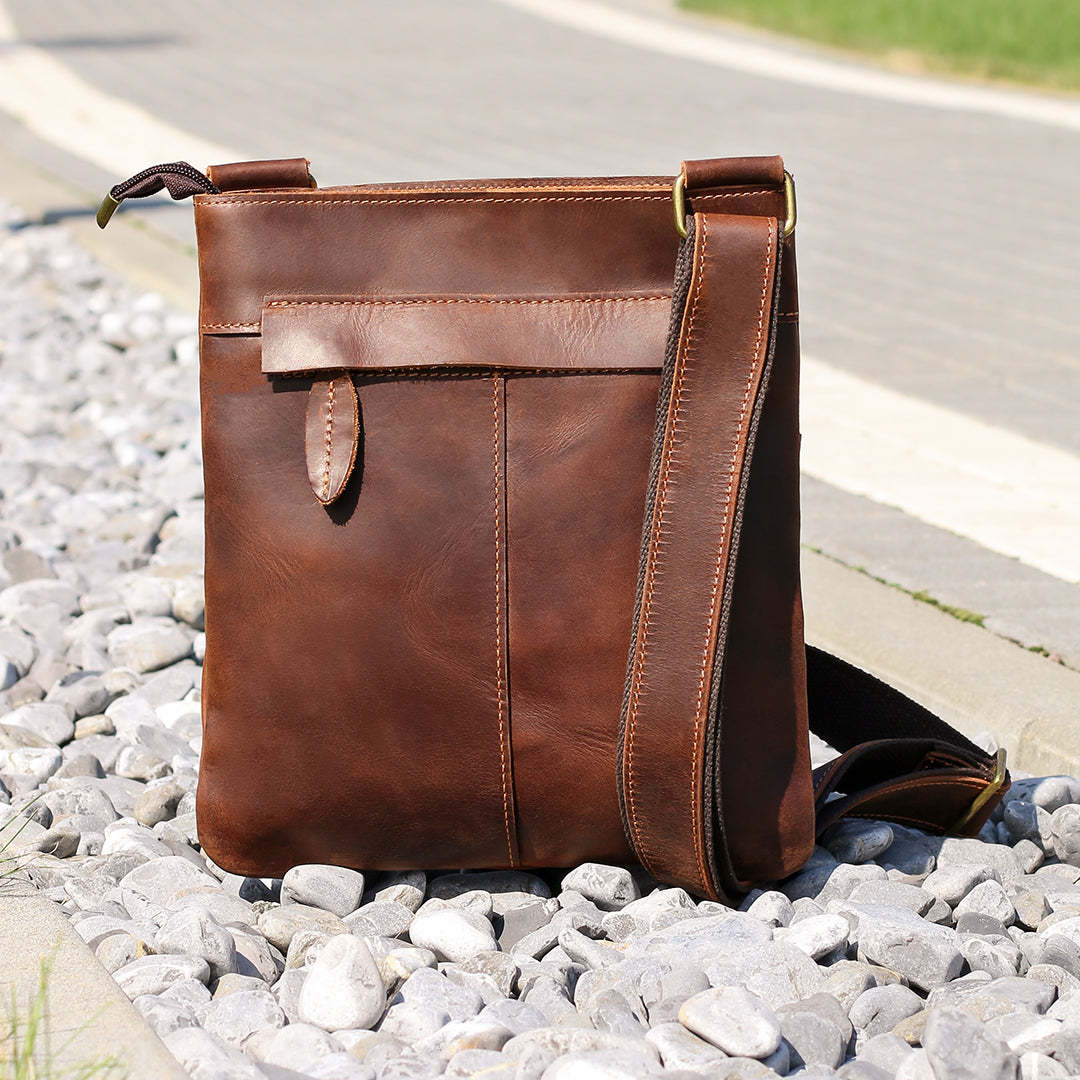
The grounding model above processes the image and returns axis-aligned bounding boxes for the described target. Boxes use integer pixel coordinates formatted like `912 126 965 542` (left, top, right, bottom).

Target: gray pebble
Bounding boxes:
132 777 185 826
280 863 366 918
271 968 308 1023
955 880 1017 927
1008 777 1080 813
961 934 1022 979
371 869 426 912
838 1063 892 1080
1051 805 1080 867
258 1022 343 1069
457 952 519 998
817 863 888 904
823 820 895 865
857 1031 915 1075
297 934 386 1032
113 953 211 999
378 1000 452 1044
542 1047 666 1078
937 837 1024 888
409 907 498 963
745 889 794 929
841 903 963 992
131 994 198 1039
849 984 926 1037
162 1025 264 1080
95 932 152 973
847 880 934 916
0 745 62 791
200 987 285 1051
777 1009 847 1070
922 1004 1019 1080
106 618 192 673
819 964 878 1012
781 913 851 960
645 1021 728 1072
345 899 414 939
557 926 624 971
782 846 839 900
678 986 782 1059
257 902 350 952
1003 801 1054 849
3 702 75 745
560 863 641 911
444 1049 513 1078
156 907 237 981
46 673 109 720
428 871 551 914
498 898 558 951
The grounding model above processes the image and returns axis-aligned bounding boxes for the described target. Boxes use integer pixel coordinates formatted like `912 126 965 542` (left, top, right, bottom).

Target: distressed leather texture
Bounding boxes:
190 157 1008 901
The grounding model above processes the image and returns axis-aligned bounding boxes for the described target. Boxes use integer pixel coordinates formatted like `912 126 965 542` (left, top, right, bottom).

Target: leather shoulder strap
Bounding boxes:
618 209 782 901
620 199 1010 902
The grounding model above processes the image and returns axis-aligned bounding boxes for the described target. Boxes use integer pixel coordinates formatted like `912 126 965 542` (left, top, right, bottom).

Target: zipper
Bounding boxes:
96 162 219 228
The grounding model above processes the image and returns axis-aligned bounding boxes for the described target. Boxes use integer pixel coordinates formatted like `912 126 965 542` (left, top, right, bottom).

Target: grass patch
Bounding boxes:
909 589 985 627
678 0 1080 92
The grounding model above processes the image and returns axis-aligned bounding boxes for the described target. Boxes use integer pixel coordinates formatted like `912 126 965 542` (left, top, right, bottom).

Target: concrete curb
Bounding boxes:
0 892 190 1079
803 548 1080 777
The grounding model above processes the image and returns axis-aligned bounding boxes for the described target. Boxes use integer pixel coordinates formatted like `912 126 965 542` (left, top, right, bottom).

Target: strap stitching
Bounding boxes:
320 379 335 502
492 375 514 867
264 296 672 308
204 190 775 208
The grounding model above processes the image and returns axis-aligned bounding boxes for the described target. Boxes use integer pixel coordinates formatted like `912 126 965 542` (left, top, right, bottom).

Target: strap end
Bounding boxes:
951 746 1009 834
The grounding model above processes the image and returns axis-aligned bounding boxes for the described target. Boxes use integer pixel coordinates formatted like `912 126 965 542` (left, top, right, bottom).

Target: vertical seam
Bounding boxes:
691 218 775 890
492 374 514 867
321 379 335 501
625 216 709 880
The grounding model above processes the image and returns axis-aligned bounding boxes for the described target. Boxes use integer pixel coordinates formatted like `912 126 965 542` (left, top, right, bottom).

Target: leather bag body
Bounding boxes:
97 154 1006 903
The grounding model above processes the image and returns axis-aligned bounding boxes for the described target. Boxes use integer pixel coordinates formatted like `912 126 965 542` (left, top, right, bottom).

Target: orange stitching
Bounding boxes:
321 380 335 501
492 375 514 867
625 220 709 879
264 296 671 308
206 189 775 209
689 219 775 895
215 194 665 208
202 322 259 332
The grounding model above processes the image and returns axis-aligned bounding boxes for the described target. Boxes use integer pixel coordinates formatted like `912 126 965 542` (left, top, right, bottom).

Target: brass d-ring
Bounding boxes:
673 170 797 240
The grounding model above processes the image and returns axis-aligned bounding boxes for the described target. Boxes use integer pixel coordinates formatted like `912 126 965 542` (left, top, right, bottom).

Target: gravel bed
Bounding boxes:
4 202 1080 1080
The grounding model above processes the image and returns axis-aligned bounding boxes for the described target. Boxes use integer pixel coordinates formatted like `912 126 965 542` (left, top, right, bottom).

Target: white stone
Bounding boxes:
678 986 782 1059
281 863 366 917
408 907 498 963
781 913 850 960
113 954 211 999
106 617 192 673
297 934 386 1032
0 745 62 792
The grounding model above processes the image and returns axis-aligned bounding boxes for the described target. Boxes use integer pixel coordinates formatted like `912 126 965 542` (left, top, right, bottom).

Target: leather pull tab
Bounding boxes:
681 156 784 191
207 158 315 192
304 375 360 505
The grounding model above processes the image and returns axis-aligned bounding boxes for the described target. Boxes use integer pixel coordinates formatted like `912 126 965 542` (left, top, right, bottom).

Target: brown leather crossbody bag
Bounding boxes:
100 155 1010 901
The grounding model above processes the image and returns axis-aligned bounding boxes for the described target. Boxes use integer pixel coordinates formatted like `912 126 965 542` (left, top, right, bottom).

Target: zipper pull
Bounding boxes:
96 161 219 228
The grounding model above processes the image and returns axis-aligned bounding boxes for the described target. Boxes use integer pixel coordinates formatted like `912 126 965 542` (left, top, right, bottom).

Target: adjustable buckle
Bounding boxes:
951 746 1008 834
673 170 796 240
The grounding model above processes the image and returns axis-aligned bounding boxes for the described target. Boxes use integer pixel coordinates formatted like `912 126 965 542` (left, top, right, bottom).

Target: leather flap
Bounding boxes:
304 375 360 505
260 295 671 375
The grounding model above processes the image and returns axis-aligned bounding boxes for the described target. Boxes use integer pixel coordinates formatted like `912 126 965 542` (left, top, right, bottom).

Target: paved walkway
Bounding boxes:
0 0 1077 669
